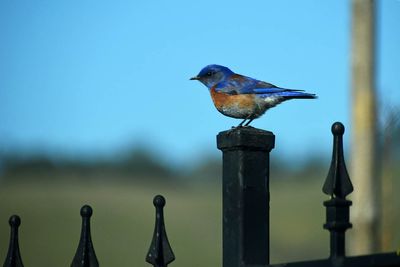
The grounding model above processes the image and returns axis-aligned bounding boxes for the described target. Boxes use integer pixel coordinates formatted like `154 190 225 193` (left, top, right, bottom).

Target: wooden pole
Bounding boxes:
350 0 380 255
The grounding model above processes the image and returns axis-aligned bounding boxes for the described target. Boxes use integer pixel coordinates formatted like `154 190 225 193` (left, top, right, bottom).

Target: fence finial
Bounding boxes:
146 195 175 267
322 122 353 259
322 122 353 198
71 205 99 267
3 215 24 267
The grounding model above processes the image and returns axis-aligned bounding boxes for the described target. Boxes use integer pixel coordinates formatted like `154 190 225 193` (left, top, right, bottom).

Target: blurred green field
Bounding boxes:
0 177 399 267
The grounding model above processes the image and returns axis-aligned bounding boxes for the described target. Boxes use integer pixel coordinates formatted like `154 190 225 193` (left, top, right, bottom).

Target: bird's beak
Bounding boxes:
190 76 200 80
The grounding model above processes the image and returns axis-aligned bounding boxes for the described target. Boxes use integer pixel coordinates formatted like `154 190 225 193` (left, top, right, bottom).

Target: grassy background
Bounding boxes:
1 175 398 267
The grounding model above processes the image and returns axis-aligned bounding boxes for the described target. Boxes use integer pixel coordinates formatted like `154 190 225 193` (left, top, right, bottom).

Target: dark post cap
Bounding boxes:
80 205 93 217
332 122 345 135
9 215 21 227
153 195 166 207
217 127 275 151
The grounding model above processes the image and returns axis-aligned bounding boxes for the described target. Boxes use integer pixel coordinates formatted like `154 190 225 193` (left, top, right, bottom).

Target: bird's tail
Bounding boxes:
277 90 317 100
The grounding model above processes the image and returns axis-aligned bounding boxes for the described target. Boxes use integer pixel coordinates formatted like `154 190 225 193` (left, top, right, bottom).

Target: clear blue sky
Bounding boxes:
0 0 399 166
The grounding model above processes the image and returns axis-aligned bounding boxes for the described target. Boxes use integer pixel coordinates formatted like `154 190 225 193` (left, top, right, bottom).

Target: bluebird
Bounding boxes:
190 64 317 127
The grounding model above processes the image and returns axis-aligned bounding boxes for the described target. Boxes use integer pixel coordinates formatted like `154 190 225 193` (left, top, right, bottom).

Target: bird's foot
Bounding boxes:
243 119 254 127
230 125 254 130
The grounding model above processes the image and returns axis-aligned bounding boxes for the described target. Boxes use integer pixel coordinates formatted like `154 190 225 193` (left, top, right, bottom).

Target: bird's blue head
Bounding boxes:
190 64 234 88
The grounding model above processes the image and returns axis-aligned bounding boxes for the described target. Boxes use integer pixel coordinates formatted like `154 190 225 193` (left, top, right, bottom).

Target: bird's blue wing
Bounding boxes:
214 74 314 99
257 90 316 99
214 74 278 95
252 87 305 95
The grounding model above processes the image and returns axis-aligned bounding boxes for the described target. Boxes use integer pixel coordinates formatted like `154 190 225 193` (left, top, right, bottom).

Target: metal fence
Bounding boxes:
2 122 400 267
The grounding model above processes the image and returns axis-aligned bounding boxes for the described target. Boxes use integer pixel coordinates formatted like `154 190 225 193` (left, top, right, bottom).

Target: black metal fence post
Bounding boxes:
3 215 24 267
217 127 275 267
146 195 175 267
71 205 99 267
322 122 353 259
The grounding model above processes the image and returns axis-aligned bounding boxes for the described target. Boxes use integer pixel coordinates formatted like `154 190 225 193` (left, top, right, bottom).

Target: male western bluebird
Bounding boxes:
190 64 317 127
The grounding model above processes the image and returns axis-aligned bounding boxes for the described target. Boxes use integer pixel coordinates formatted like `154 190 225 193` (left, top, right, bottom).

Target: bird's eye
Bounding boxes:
206 71 213 76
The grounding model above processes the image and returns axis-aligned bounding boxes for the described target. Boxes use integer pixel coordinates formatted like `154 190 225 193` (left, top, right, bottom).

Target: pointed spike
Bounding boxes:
323 122 354 198
146 195 175 267
3 215 24 267
71 205 99 267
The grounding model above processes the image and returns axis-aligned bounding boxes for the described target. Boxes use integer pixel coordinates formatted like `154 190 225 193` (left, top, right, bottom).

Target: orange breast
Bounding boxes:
209 87 257 118
210 88 254 109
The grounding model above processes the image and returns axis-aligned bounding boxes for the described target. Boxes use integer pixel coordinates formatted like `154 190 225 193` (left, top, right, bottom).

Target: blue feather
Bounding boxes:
258 90 316 99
